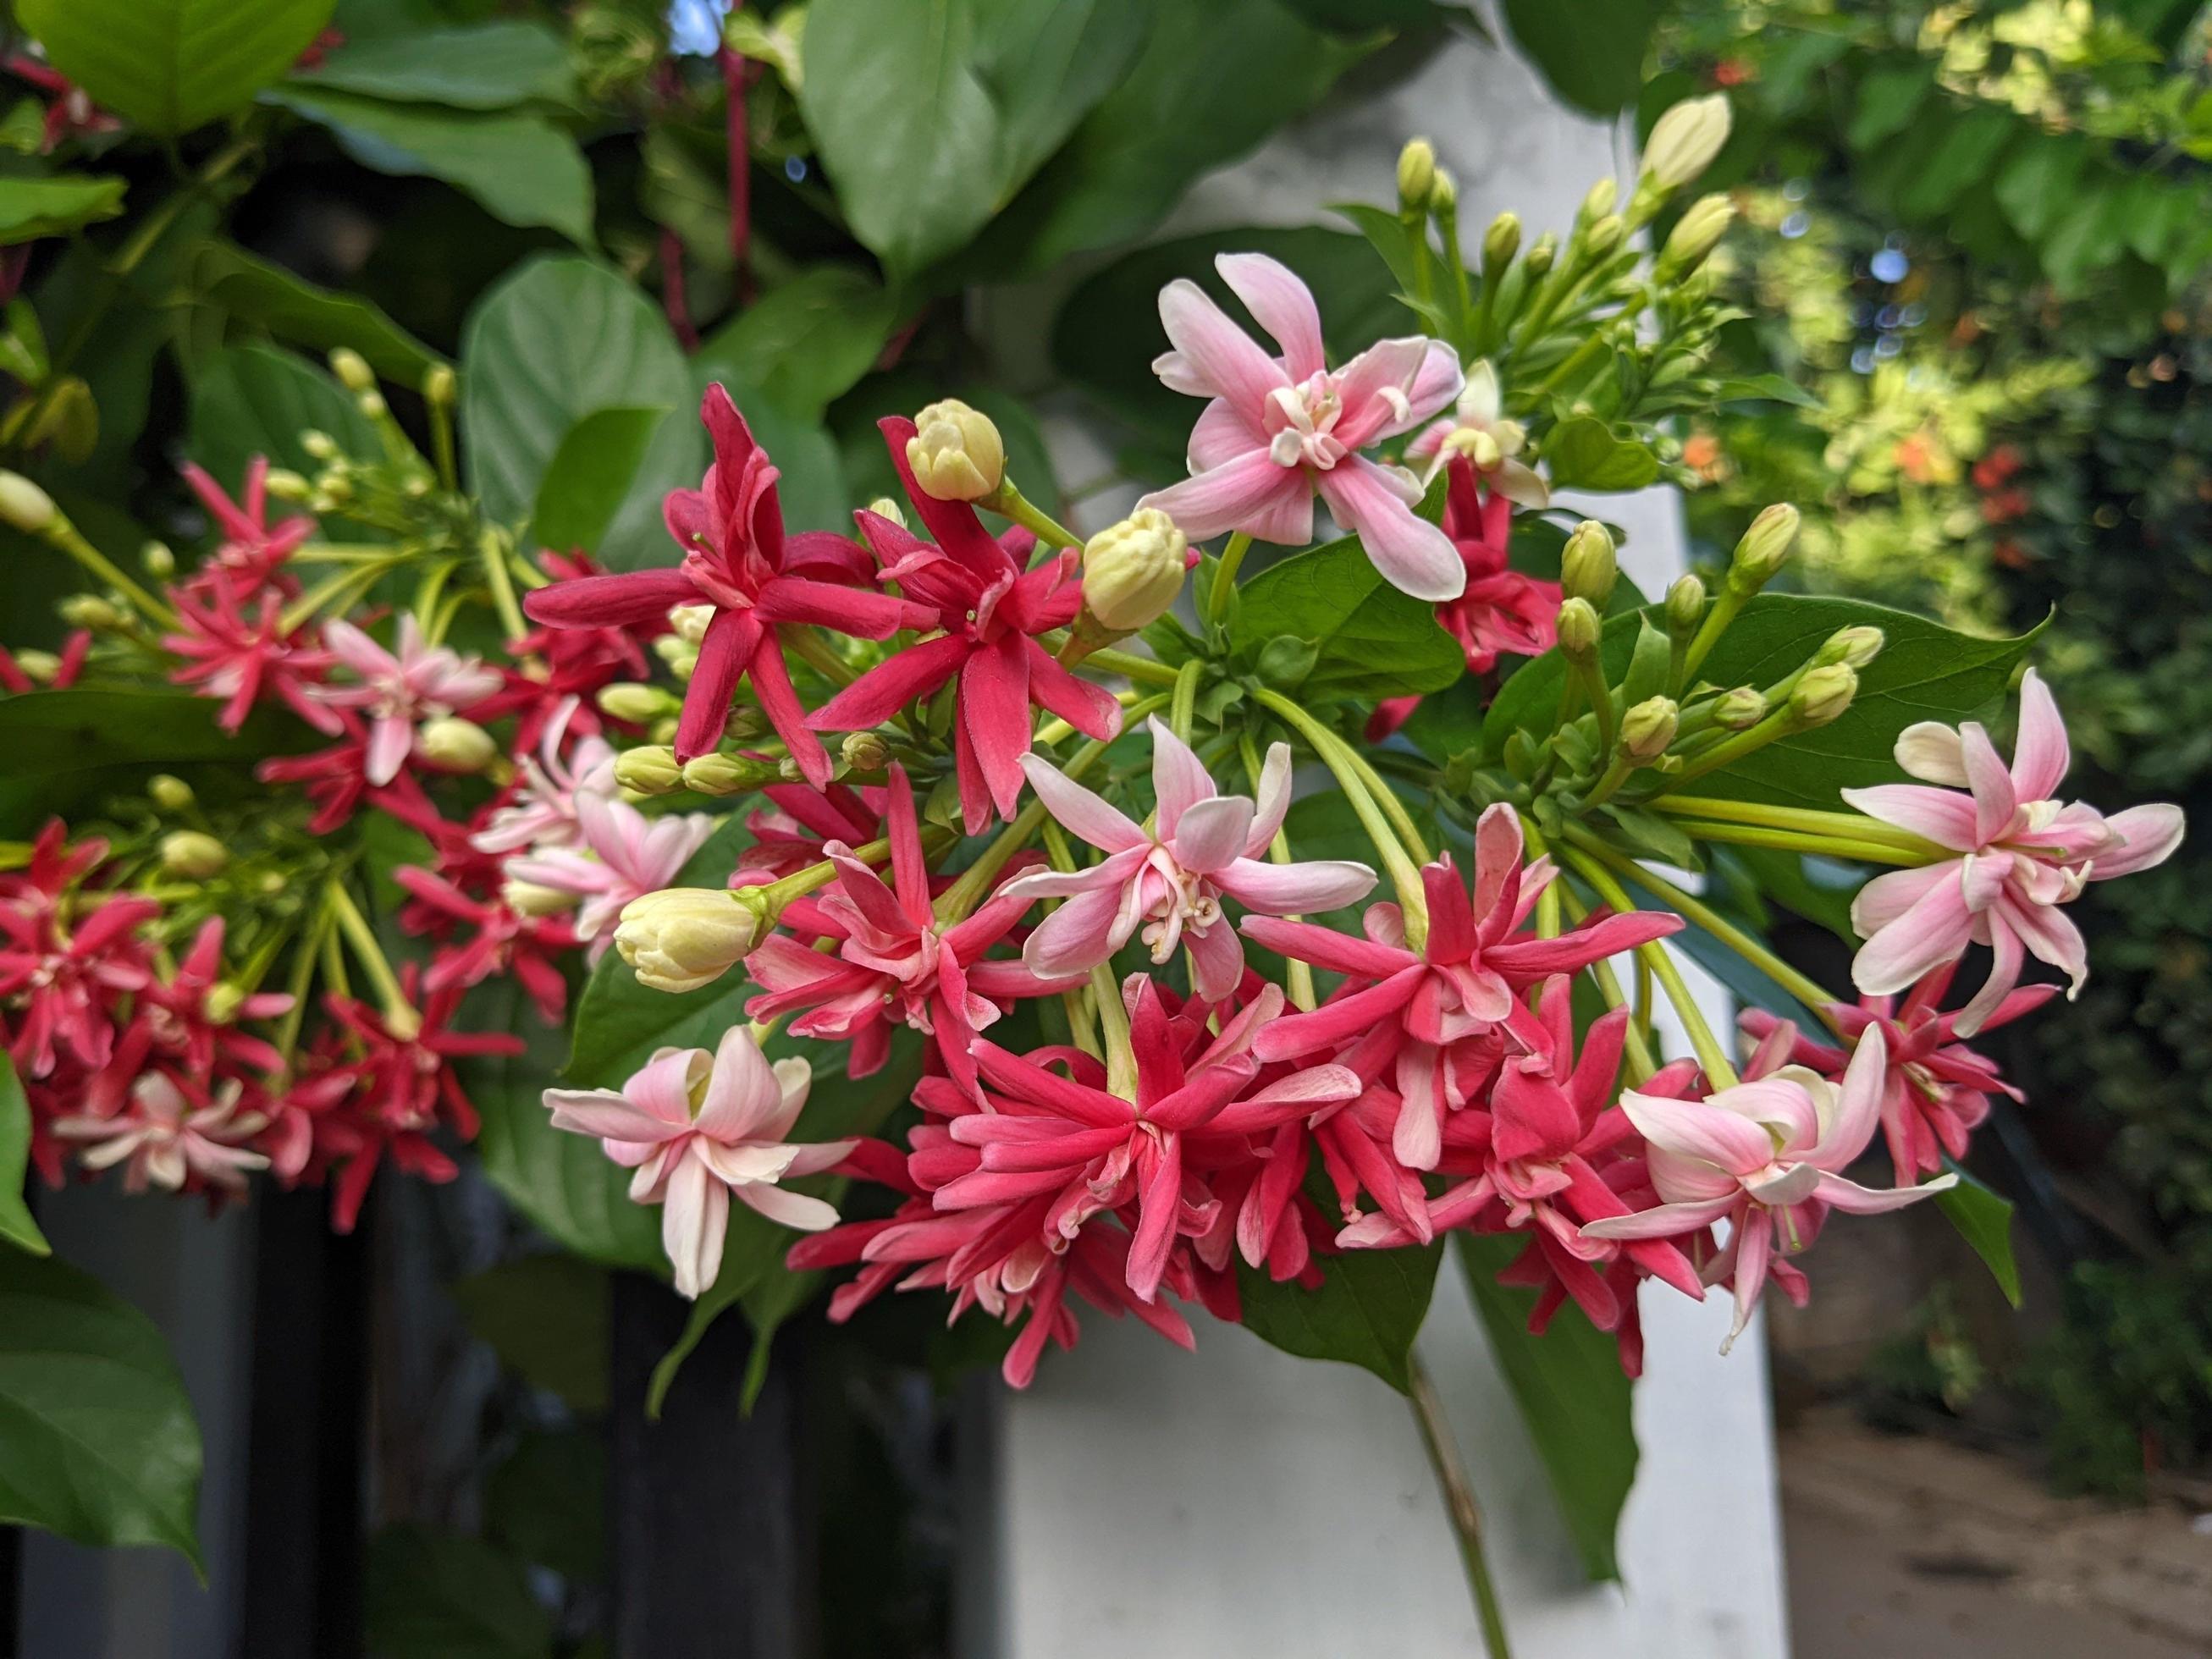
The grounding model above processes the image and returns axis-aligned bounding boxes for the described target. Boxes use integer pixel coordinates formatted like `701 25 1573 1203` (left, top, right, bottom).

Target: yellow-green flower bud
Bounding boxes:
329 348 375 394
1079 508 1188 634
203 983 245 1025
1728 503 1800 592
1579 176 1619 225
418 717 497 773
148 774 194 811
906 400 1004 502
356 389 389 422
667 604 714 645
865 496 907 530
1560 520 1617 608
503 878 579 918
143 540 175 577
598 682 672 725
301 430 339 461
12 649 59 684
653 634 698 682
841 731 890 773
159 830 228 879
0 471 56 533
615 746 682 794
1481 212 1520 274
1790 664 1857 728
1586 214 1625 258
681 752 767 796
1427 165 1457 215
1620 695 1680 761
1642 94 1733 191
1397 138 1437 212
263 467 312 503
59 594 121 630
1714 686 1767 729
1817 626 1884 670
615 887 770 993
1659 193 1735 273
1524 234 1558 278
1664 573 1707 640
423 363 457 406
1557 597 1601 659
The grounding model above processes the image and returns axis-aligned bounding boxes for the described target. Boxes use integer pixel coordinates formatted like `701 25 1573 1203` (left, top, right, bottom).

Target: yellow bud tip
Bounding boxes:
906 400 1005 502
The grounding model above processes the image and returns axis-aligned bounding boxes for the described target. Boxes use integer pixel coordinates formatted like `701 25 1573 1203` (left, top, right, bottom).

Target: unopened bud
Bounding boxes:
1620 696 1680 761
864 496 907 530
329 348 375 394
615 886 770 993
159 830 228 879
1643 94 1733 191
1427 166 1457 215
1560 520 1616 607
653 634 698 681
12 648 58 683
1557 597 1601 659
681 752 768 796
1579 176 1619 225
142 540 175 577
1080 508 1188 633
1729 503 1800 591
417 716 497 772
1397 138 1437 212
203 983 245 1025
503 878 579 918
614 746 682 794
301 430 339 461
1660 193 1735 273
356 389 388 422
263 467 312 502
148 774 194 811
598 682 670 724
1790 664 1857 728
1817 626 1884 670
59 594 121 630
0 471 56 533
1525 234 1558 278
1586 215 1625 258
666 604 714 645
1664 573 1707 640
906 400 1004 502
1481 212 1520 273
1713 686 1767 729
422 363 457 406
841 731 890 773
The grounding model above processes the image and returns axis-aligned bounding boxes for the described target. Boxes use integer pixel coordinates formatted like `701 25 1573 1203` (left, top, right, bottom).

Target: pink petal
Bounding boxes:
807 632 969 731
1215 857 1376 914
1138 451 1311 545
733 1182 842 1232
695 1026 787 1142
1239 915 1415 979
2009 669 2070 802
1145 716 1216 840
1849 867 1973 996
1810 1169 1957 1215
1618 1089 1773 1175
2093 803 2183 878
662 1155 728 1299
1182 920 1245 1003
1849 862 1954 938
1018 753 1147 853
1331 337 1441 449
676 608 763 760
1171 796 1254 875
1021 883 1134 978
1958 723 2016 846
1215 251 1326 382
1839 784 1980 852
1189 395 1262 468
1244 741 1294 853
1580 1195 1736 1242
523 566 699 628
1315 457 1465 602
961 636 1033 821
1155 277 1290 420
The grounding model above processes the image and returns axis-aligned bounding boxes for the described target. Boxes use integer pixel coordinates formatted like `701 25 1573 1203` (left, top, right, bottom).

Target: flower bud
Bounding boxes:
1659 193 1735 273
1427 165 1457 215
329 348 375 394
1620 696 1680 762
263 467 312 502
1714 687 1767 730
906 400 1004 502
1080 508 1187 633
865 496 907 530
423 363 457 406
654 633 698 681
0 471 56 533
1664 573 1707 640
1557 597 1601 659
159 830 228 879
667 604 714 645
417 716 497 773
503 878 579 918
1579 176 1619 225
682 752 770 796
615 746 682 794
1643 94 1733 191
1481 212 1520 273
301 430 339 461
1729 503 1800 592
1817 625 1884 670
203 983 245 1025
1524 234 1558 278
142 540 175 577
356 389 389 422
59 594 121 630
841 730 890 773
1586 214 1625 258
148 774 194 811
12 648 59 683
615 887 769 993
1560 520 1617 608
1790 664 1857 728
1397 138 1437 212
598 682 672 724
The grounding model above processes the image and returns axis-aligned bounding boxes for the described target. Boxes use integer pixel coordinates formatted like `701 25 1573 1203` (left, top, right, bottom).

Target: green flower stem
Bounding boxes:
1579 752 1636 811
41 514 172 624
1679 586 1748 688
1531 330 1610 400
273 897 338 1067
1408 1350 1514 1659
1336 741 1432 865
1170 658 1203 741
983 481 1082 550
479 529 529 647
1650 795 1944 857
1560 846 1738 1089
1667 818 1933 868
1563 826 1846 1033
781 625 859 687
1546 870 1659 1083
1647 705 1801 791
1255 688 1429 946
1571 656 1615 758
1207 531 1254 625
280 558 407 637
1040 819 1105 1057
1242 734 1317 1011
1084 647 1182 687
325 879 416 1035
1092 956 1139 1099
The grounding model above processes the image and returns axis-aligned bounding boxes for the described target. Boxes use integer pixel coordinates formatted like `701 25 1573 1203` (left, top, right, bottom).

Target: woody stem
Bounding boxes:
1408 1351 1515 1659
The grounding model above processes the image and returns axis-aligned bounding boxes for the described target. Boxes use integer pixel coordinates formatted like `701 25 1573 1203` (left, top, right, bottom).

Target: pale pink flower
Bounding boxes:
543 1026 857 1298
1404 360 1549 509
52 1072 270 1195
505 793 716 960
472 695 618 855
1136 252 1467 602
1843 669 2183 1033
320 615 504 786
1581 1028 1952 1350
999 718 1377 1002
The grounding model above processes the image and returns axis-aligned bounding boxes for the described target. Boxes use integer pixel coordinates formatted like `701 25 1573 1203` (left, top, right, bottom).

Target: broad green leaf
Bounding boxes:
1236 1242 1442 1393
20 0 334 135
799 0 1148 277
1500 0 1658 117
188 240 447 388
696 267 898 422
1937 1166 2022 1309
448 1254 610 1412
1280 0 1445 27
484 1431 604 1581
0 1250 203 1565
530 406 671 557
1713 373 1823 411
1233 534 1464 702
288 19 572 109
1542 416 1661 492
364 1524 553 1659
0 688 312 788
0 175 127 245
270 86 593 246
460 256 690 527
0 1056 48 1256
187 341 380 484
1457 1232 1636 1583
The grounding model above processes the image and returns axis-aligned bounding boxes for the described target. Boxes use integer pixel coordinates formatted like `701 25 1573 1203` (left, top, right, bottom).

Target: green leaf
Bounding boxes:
1500 0 1658 117
1333 200 1422 303
696 267 898 422
1713 373 1823 411
0 1249 204 1566
484 1431 604 1581
269 86 593 246
1232 534 1465 701
0 175 128 245
364 1524 554 1658
1456 1232 1636 1583
188 240 447 389
530 406 671 557
0 1057 49 1256
448 1254 610 1412
19 0 335 135
1846 63 1935 150
1235 1242 1442 1393
188 341 379 483
797 0 1148 277
0 687 312 787
1542 416 1661 492
289 19 573 109
460 256 690 527
1937 1166 2022 1309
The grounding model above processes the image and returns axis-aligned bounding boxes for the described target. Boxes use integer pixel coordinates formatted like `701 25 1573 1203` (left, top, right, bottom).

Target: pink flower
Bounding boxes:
543 1026 857 1298
1844 669 2183 1033
522 387 930 783
1404 361 1548 509
1248 803 1682 1169
807 421 1123 831
390 867 576 1022
505 794 715 959
319 615 501 786
164 581 345 736
1135 252 1466 602
52 1071 269 1195
471 696 618 855
998 718 1376 1002
1581 1028 1952 1350
179 456 314 592
0 879 154 1079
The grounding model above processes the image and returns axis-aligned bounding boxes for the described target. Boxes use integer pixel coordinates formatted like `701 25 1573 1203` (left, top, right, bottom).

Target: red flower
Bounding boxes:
179 457 314 596
164 581 344 735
